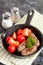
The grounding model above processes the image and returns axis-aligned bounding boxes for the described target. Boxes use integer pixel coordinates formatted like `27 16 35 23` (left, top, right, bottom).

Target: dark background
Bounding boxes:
0 0 43 33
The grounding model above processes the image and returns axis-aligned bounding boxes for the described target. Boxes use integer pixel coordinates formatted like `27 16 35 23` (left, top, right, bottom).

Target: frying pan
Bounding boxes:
1 9 43 58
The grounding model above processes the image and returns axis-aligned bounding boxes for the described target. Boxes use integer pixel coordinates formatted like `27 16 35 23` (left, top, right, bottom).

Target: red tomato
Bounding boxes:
22 28 29 36
6 36 11 44
14 41 20 47
17 35 26 43
8 45 16 53
8 38 16 45
8 38 20 47
17 29 23 35
22 28 32 36
12 32 16 40
28 29 32 36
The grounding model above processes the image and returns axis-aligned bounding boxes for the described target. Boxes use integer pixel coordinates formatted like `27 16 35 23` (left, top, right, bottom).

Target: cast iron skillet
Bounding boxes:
1 9 43 58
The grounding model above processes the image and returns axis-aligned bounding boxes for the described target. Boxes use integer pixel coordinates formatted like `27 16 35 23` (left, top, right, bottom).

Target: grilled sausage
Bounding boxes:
31 33 40 47
17 32 40 56
21 46 37 56
17 41 26 52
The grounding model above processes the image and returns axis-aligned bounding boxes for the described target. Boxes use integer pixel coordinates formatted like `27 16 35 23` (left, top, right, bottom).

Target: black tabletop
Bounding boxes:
32 49 43 65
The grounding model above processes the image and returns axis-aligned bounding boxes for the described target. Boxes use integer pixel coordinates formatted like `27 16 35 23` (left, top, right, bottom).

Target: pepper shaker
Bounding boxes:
11 7 21 23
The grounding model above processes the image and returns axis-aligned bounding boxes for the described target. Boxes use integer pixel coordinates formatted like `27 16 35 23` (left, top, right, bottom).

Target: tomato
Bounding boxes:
12 32 16 40
28 29 32 36
8 38 20 47
17 35 26 43
22 28 32 36
8 38 16 45
8 45 16 53
17 29 23 35
14 41 20 47
16 41 20 46
6 36 11 44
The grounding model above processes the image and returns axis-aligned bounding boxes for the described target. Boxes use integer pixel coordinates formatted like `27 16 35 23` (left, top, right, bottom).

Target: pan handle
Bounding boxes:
25 9 34 25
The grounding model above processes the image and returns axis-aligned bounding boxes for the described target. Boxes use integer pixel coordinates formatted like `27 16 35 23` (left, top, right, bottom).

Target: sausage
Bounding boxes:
17 32 40 56
21 46 37 56
17 41 26 52
31 33 40 47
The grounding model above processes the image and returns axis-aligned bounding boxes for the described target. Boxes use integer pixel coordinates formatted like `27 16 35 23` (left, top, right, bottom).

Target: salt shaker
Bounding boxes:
11 7 21 23
2 12 13 29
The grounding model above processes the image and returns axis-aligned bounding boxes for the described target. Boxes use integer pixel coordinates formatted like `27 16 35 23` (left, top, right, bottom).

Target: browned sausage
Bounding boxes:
31 33 40 47
17 32 40 56
17 41 26 52
21 46 37 56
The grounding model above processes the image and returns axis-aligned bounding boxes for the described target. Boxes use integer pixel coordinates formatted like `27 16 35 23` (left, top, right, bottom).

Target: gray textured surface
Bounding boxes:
0 0 43 33
32 49 43 65
0 0 43 18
